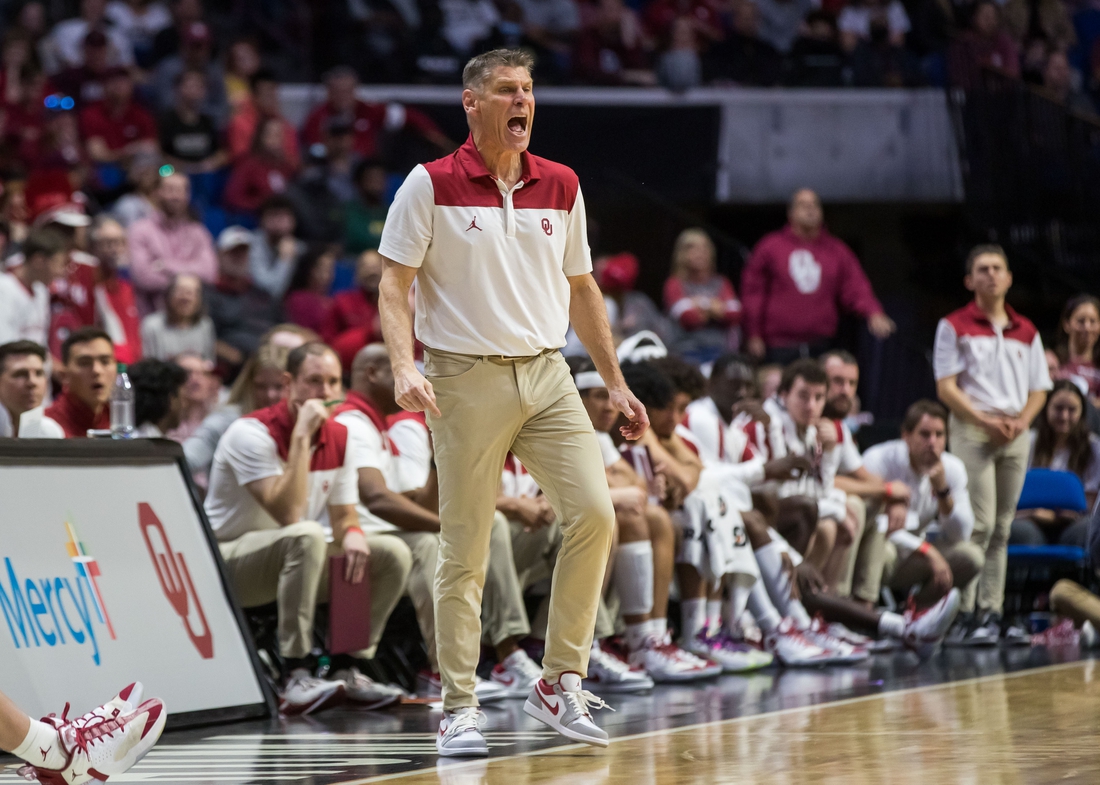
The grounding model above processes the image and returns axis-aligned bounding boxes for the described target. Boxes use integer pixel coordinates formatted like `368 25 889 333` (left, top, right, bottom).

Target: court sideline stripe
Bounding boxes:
336 658 1093 784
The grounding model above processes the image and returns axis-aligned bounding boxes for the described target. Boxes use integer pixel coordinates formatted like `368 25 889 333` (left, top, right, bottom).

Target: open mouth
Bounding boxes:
507 115 528 135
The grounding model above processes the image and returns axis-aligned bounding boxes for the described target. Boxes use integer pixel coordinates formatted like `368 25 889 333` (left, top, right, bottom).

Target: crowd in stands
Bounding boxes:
3 152 1100 712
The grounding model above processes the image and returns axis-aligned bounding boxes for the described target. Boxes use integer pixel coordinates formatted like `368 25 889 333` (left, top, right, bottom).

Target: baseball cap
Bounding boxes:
217 225 254 250
597 252 639 293
35 203 91 228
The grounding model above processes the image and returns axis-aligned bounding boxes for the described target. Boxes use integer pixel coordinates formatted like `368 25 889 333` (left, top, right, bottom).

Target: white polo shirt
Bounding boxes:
388 412 433 492
596 431 622 469
0 270 50 346
204 401 359 542
933 301 1052 416
0 405 64 438
333 393 404 535
863 438 974 543
378 136 592 356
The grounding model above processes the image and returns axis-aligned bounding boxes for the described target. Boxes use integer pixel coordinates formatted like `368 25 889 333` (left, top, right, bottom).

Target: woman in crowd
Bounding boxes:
140 273 216 361
1011 380 1100 547
283 244 337 339
223 116 297 216
182 343 289 490
1056 294 1100 408
662 227 741 362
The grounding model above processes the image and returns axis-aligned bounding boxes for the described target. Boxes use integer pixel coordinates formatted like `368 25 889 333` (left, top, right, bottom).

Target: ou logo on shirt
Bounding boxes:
788 249 821 294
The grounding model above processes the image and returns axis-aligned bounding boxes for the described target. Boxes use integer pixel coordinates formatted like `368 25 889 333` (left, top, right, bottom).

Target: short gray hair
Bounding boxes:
462 49 535 92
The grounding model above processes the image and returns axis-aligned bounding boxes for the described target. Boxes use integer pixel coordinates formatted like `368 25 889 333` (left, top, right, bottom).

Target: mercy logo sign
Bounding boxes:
0 519 116 665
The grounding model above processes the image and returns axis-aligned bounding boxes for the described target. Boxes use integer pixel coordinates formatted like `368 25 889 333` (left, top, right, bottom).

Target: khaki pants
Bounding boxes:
426 348 615 710
882 538 986 595
850 498 887 604
836 494 869 598
220 521 412 660
949 416 1030 614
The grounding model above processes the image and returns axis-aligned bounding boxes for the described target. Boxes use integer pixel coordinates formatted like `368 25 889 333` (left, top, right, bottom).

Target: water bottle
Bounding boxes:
110 364 135 439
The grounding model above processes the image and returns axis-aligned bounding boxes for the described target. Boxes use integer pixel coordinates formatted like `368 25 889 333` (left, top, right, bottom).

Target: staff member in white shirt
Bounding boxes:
934 245 1051 644
0 229 68 347
377 48 647 755
0 341 64 438
205 342 412 715
862 400 983 612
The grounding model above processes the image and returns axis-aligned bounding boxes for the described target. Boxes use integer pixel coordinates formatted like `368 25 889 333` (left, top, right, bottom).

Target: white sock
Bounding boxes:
755 542 793 616
681 598 707 642
725 581 752 632
559 672 582 691
614 540 654 616
12 719 66 769
788 599 812 630
706 599 722 633
747 581 782 633
878 611 906 639
650 617 668 639
625 621 650 652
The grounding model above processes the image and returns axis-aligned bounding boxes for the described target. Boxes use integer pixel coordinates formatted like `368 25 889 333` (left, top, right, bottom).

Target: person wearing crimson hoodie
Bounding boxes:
741 188 895 365
48 212 143 365
46 327 116 437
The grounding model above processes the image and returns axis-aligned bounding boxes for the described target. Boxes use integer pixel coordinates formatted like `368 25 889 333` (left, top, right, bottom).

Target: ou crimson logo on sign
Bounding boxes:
139 503 214 659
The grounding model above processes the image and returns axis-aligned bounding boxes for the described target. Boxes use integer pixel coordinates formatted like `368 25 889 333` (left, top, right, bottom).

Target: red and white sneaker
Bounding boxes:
523 674 612 747
902 588 961 658
489 649 543 698
629 633 721 682
279 668 346 716
584 641 654 694
19 683 166 785
764 617 834 666
802 617 870 665
821 619 873 648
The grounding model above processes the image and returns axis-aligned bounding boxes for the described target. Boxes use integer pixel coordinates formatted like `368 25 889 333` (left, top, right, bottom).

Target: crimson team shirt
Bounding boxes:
379 136 592 356
741 225 884 347
932 301 1052 417
44 391 110 437
78 102 157 151
204 400 359 542
301 100 442 159
49 252 142 364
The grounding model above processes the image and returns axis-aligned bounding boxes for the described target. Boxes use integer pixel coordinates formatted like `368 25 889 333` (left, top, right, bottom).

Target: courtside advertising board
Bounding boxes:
0 440 274 726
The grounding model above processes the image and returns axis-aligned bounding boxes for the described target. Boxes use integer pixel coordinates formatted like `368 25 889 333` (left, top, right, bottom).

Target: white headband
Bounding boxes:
574 371 606 391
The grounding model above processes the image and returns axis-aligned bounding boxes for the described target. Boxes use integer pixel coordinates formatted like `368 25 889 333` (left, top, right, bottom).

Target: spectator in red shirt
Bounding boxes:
299 66 453 161
947 0 1020 89
330 249 383 344
45 326 116 437
741 188 895 364
643 0 723 44
574 0 656 85
78 67 158 165
226 69 299 166
283 244 337 339
662 227 740 361
223 116 297 216
1056 294 1100 407
49 211 143 364
0 29 35 108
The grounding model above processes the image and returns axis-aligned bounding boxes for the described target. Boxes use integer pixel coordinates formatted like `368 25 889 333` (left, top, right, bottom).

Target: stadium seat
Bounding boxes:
1016 468 1088 513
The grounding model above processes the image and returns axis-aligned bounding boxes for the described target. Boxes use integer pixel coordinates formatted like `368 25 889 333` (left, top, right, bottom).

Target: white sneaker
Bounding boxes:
629 634 720 682
685 629 774 673
417 670 509 704
824 621 873 648
332 667 405 710
584 642 654 694
20 683 167 785
802 617 870 664
902 588 960 658
523 674 612 747
489 649 543 698
764 618 834 666
280 668 346 715
1082 620 1098 648
436 707 488 757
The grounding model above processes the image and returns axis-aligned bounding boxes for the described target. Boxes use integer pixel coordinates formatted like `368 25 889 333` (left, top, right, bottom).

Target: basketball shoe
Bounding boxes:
489 649 543 698
417 671 509 704
901 588 960 658
684 628 774 673
584 641 654 694
764 617 834 666
523 673 612 747
630 632 721 682
436 707 488 758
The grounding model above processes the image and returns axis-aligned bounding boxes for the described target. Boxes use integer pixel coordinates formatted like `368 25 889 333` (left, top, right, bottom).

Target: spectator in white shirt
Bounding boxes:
0 341 64 438
39 0 134 73
863 399 984 611
934 244 1051 643
0 229 69 347
837 0 910 52
204 341 411 714
1011 380 1100 548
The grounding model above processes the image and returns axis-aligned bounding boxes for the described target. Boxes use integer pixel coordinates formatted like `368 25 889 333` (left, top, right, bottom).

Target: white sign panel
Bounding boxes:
0 462 266 720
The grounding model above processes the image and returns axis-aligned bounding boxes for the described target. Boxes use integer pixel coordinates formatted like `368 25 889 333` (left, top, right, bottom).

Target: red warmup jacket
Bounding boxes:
740 225 883 348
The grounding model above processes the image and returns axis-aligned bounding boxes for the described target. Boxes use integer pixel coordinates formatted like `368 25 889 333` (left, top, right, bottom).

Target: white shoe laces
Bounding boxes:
562 687 614 719
445 708 485 738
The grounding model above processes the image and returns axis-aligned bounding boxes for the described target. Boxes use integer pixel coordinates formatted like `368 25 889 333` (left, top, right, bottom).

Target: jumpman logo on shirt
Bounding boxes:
467 217 482 232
